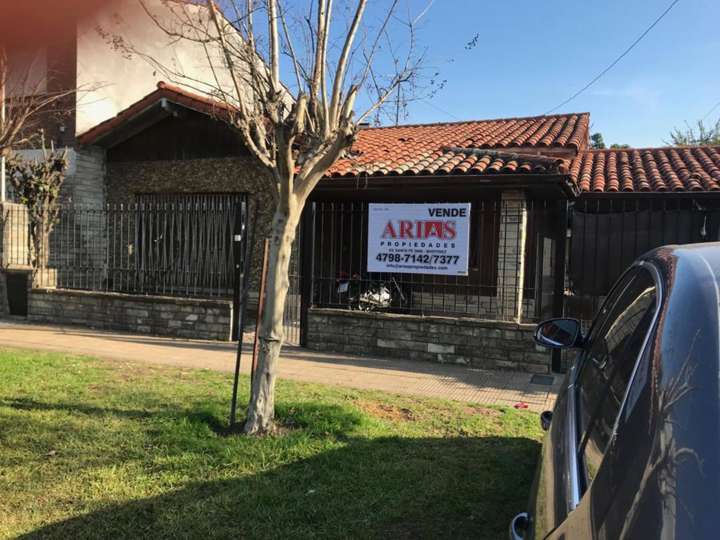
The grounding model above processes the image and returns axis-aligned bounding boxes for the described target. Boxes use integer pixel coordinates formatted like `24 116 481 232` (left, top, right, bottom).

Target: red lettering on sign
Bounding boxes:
444 221 457 239
399 220 414 238
381 219 458 240
423 221 443 239
381 221 397 238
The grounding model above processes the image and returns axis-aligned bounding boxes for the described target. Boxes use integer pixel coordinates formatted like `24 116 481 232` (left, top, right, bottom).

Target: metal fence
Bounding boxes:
1 203 31 268
283 228 303 346
305 199 565 323
566 196 720 322
6 193 247 298
10 192 716 339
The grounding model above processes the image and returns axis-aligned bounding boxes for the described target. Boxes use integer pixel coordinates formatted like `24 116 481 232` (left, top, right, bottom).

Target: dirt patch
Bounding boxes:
99 359 166 380
463 405 502 417
357 400 417 422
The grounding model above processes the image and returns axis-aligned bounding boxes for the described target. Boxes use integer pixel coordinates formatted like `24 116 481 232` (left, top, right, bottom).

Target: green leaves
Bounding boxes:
5 144 69 269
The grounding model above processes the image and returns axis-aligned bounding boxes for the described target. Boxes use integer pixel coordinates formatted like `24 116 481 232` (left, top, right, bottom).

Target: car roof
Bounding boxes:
643 241 720 287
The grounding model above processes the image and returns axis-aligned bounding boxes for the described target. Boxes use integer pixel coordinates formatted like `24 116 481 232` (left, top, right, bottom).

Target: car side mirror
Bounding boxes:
534 318 582 349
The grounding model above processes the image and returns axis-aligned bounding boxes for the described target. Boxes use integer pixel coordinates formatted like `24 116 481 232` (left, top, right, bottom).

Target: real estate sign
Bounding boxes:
367 203 471 276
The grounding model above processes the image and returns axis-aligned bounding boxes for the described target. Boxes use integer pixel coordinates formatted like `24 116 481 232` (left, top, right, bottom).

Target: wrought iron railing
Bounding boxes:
305 199 564 323
9 193 248 298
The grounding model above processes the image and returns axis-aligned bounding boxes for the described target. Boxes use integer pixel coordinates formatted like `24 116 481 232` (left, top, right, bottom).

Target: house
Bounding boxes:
0 0 256 325
2 9 719 374
2 0 240 206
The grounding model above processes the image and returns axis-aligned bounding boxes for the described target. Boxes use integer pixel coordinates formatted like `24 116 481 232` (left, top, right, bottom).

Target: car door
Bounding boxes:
528 264 660 539
547 264 660 539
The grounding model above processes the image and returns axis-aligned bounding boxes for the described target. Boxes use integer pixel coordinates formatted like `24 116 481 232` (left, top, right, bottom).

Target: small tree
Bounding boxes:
590 132 606 149
117 0 426 434
6 141 68 270
590 132 629 150
667 119 720 146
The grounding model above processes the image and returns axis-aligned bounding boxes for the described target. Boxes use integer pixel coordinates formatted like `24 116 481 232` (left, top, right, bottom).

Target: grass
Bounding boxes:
0 347 542 539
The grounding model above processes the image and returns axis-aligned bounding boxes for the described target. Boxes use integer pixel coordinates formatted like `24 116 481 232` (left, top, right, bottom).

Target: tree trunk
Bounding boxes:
243 209 299 435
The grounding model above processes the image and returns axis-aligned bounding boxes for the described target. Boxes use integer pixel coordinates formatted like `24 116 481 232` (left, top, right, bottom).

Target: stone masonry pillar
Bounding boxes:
496 190 528 322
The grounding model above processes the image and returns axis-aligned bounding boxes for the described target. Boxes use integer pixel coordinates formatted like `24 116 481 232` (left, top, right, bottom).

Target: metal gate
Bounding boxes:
134 193 247 299
283 230 302 346
566 196 720 323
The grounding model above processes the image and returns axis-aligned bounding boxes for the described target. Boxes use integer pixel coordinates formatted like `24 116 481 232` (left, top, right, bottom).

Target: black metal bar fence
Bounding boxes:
566 196 720 324
8 192 719 340
9 193 248 299
1 203 31 268
306 199 564 323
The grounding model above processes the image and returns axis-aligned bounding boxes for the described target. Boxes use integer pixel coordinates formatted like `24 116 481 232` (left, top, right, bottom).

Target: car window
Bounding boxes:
575 267 658 488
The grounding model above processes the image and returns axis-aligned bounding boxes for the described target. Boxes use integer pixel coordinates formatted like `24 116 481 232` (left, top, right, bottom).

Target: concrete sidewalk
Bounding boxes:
0 319 561 411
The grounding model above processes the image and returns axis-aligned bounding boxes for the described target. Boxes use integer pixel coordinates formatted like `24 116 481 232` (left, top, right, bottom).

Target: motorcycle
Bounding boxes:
336 273 407 311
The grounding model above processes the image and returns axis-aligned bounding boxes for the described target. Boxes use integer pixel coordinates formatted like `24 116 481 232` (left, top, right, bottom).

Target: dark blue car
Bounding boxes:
511 243 720 539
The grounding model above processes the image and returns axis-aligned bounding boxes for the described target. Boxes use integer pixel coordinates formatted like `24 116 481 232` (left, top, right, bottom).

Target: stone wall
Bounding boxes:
307 308 550 373
106 156 275 288
28 288 233 341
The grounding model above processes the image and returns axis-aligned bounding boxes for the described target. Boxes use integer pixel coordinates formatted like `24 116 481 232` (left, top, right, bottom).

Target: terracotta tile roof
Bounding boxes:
570 146 720 193
327 113 589 178
78 82 233 145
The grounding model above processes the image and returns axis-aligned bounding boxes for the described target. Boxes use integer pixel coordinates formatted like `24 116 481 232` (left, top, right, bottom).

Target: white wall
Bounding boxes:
75 0 234 135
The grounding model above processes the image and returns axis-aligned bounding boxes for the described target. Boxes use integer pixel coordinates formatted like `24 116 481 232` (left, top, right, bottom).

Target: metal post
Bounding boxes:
299 202 316 347
251 239 270 386
1 78 6 203
229 198 257 427
552 201 569 373
0 156 5 203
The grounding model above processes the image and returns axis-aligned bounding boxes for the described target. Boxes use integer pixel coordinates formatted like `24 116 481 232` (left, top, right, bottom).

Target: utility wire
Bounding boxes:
702 100 720 121
544 0 680 115
421 98 461 121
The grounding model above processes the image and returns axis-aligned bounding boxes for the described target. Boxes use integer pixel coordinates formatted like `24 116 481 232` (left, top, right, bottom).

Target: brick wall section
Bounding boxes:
13 147 106 207
69 147 106 206
307 308 550 373
28 288 233 341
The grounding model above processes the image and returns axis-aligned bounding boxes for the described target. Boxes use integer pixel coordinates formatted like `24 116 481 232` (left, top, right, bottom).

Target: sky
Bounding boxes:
374 0 720 148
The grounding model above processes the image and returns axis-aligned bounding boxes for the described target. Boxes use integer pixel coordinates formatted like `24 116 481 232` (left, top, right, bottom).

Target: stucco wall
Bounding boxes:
106 156 275 287
76 0 239 135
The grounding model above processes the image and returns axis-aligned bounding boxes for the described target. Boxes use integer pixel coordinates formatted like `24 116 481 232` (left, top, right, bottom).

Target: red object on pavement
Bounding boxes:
514 402 529 409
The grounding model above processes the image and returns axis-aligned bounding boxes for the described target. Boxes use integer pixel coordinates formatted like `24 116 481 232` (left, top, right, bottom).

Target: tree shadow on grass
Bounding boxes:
5 398 540 540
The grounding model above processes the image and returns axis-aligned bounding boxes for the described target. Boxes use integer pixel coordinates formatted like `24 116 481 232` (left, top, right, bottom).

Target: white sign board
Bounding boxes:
367 203 471 276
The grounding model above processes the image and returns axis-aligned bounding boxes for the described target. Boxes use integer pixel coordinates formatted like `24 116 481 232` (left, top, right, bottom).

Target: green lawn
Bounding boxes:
0 348 542 539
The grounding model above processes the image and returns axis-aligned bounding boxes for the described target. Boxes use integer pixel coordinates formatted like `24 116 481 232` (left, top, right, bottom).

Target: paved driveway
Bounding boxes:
0 319 561 411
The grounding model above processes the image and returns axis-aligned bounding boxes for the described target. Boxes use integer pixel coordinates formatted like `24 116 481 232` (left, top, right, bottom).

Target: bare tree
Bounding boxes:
0 45 78 201
118 0 426 434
